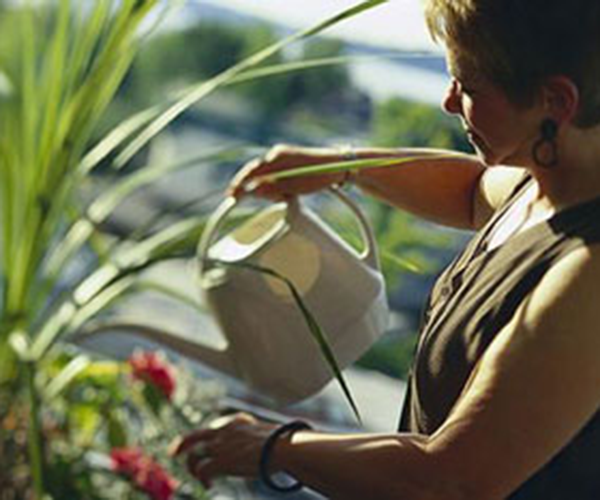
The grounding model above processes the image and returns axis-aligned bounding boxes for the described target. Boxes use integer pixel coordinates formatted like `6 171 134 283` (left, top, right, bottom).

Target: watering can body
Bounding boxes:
196 188 389 404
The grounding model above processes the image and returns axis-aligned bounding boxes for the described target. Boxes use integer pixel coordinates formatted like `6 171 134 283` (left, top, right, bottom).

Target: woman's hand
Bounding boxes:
229 144 347 200
170 413 278 489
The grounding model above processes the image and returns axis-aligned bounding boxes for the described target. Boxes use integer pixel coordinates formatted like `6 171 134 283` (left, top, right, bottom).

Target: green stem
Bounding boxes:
0 341 17 387
25 362 45 498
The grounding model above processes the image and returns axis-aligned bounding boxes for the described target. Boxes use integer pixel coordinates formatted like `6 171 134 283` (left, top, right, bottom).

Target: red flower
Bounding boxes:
111 447 144 477
129 351 176 400
110 447 178 500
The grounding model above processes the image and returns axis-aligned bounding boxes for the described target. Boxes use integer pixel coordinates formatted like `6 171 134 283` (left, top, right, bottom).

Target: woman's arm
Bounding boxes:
349 148 524 230
229 145 486 230
271 430 463 500
350 147 485 229
174 245 600 500
230 144 529 231
273 245 600 500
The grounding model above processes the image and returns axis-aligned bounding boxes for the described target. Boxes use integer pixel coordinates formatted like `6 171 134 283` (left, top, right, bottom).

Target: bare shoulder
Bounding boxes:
473 166 528 228
521 243 600 330
487 243 600 378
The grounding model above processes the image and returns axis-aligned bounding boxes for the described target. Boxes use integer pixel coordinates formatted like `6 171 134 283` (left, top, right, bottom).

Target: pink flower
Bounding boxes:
129 351 176 400
110 447 178 500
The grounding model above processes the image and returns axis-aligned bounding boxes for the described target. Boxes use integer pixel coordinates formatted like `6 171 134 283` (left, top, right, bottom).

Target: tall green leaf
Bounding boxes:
45 145 252 281
30 214 208 360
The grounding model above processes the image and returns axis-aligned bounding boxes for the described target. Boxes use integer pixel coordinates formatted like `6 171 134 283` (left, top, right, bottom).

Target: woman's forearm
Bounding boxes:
347 147 486 230
231 145 485 229
272 430 469 500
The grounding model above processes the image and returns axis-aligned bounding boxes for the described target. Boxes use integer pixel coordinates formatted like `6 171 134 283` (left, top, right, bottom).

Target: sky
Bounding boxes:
197 0 441 52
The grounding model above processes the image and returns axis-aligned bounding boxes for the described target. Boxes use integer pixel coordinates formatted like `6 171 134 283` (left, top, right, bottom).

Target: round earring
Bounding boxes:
532 119 559 168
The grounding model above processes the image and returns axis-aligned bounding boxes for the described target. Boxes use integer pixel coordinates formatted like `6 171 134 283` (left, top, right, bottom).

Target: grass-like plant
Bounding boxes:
0 0 401 496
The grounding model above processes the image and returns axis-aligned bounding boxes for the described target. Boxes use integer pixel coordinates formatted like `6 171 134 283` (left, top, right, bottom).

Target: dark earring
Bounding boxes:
532 119 559 168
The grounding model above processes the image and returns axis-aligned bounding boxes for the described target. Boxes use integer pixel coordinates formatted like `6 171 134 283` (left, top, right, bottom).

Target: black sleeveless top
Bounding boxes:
399 173 600 499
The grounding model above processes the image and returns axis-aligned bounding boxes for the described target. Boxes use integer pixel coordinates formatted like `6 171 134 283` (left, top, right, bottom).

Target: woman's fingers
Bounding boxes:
172 413 275 489
170 428 216 456
228 147 290 199
208 412 257 429
187 452 214 489
228 145 340 200
229 158 265 199
188 442 258 487
189 454 232 489
172 413 257 457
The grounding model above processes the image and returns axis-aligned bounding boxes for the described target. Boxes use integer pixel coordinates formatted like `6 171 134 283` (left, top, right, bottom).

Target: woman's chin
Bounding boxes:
467 135 497 165
469 136 529 167
472 145 501 167
471 141 518 167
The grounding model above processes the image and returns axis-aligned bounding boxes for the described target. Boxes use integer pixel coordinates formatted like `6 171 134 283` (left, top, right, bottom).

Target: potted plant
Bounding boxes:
0 0 391 497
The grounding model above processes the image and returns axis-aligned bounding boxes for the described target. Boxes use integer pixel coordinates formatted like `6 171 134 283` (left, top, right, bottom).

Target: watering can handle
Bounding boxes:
197 187 381 277
197 195 239 277
197 195 300 276
326 186 380 270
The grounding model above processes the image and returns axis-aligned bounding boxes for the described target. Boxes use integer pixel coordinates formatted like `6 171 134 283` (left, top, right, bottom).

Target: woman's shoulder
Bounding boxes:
519 244 600 331
473 166 530 229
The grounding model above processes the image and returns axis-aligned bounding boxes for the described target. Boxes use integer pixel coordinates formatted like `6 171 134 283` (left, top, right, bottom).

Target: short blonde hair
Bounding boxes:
425 0 600 128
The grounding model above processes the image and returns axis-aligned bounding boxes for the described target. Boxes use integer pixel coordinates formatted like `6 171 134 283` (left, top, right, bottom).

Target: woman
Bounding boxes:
173 0 600 498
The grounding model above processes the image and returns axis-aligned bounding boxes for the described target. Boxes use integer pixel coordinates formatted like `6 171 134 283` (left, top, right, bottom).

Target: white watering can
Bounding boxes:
76 188 389 404
191 187 389 403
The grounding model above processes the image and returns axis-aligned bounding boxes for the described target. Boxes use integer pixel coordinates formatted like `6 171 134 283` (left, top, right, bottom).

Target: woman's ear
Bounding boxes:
540 75 580 124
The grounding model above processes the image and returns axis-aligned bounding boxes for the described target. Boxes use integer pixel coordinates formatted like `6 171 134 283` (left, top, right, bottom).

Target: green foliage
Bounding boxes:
368 201 456 288
355 99 471 380
239 38 354 120
122 22 357 125
0 0 392 496
358 333 417 379
299 39 352 105
126 23 250 105
39 349 217 499
0 0 159 383
372 96 471 151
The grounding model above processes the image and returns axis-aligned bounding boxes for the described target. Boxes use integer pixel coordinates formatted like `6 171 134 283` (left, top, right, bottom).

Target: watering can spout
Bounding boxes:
73 322 237 377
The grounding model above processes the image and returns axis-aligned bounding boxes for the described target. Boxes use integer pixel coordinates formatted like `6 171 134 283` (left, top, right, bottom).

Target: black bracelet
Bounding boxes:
259 420 313 493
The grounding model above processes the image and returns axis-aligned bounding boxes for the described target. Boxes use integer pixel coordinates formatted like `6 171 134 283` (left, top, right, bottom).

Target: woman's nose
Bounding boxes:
442 80 462 115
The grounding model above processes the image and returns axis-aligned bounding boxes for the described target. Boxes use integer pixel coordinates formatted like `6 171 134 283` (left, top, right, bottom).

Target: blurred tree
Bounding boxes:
235 25 290 121
119 22 362 133
358 333 418 379
286 39 352 110
143 25 243 84
372 96 471 152
360 97 472 379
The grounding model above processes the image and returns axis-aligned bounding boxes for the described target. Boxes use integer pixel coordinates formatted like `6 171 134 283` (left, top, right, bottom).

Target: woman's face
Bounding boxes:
443 51 543 167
